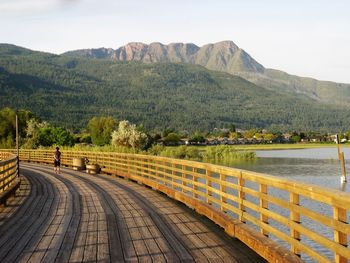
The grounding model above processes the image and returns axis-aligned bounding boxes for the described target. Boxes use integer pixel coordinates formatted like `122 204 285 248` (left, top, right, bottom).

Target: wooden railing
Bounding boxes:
0 152 20 204
11 149 350 262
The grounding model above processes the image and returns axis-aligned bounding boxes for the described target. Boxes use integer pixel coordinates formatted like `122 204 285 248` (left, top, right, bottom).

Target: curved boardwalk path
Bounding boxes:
0 163 266 263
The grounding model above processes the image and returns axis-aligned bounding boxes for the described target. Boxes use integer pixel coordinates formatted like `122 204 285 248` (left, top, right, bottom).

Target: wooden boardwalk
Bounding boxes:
0 163 266 263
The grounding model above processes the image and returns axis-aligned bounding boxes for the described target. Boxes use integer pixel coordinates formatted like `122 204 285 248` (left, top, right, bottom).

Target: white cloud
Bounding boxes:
0 0 77 14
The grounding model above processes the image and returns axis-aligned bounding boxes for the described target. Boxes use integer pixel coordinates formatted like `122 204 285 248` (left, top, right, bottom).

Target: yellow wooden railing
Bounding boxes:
0 152 20 204
11 149 350 262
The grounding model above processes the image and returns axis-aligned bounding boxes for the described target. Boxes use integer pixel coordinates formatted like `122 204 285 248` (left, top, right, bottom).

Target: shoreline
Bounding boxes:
192 143 345 151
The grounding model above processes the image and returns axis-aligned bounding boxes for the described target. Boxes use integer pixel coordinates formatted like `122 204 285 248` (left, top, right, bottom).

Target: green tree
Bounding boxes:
211 128 229 138
291 135 301 143
0 108 35 148
190 132 206 143
162 128 174 138
228 124 236 132
229 132 241 140
24 119 49 148
345 131 350 140
264 133 276 142
243 129 258 139
79 133 92 144
54 127 75 146
87 116 117 146
163 133 181 146
37 127 74 147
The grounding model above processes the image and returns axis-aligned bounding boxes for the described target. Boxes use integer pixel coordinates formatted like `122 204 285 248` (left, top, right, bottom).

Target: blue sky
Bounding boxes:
1 0 350 83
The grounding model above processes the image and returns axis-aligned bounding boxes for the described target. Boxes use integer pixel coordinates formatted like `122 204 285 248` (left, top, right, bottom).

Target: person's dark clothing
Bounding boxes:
54 150 61 167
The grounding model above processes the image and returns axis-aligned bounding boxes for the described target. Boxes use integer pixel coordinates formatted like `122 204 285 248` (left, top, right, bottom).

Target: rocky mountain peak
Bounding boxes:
212 40 239 51
116 42 148 61
63 40 265 74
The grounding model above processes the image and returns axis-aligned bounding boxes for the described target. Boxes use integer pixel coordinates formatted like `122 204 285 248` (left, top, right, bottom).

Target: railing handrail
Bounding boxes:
21 149 349 206
0 152 20 204
7 149 350 262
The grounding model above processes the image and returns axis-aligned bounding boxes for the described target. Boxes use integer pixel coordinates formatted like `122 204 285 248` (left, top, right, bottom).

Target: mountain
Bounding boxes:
64 41 350 105
1 43 350 132
0 44 35 56
64 41 264 74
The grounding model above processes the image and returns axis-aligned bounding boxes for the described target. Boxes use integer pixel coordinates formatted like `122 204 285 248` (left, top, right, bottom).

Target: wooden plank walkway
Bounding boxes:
0 163 266 263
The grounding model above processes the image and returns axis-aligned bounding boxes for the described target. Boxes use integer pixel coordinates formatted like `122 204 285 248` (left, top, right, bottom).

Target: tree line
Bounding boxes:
0 107 344 151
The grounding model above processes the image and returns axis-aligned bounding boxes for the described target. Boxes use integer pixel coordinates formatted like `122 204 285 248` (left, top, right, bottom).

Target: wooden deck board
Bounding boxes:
97 213 110 263
0 176 30 227
83 213 98 262
0 171 57 262
0 163 266 263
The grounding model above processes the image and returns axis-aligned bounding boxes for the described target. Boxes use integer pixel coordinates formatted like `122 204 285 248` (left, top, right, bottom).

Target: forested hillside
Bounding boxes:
1 44 349 132
65 41 350 106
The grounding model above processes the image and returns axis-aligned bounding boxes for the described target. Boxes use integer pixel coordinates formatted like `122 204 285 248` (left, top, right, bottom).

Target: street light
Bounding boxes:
16 112 19 156
15 110 20 178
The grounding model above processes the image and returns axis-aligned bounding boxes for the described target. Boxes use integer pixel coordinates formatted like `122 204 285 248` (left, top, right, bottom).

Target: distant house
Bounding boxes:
207 138 219 145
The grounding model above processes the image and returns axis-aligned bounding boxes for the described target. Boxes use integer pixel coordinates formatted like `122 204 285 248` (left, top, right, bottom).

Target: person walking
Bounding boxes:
54 147 61 174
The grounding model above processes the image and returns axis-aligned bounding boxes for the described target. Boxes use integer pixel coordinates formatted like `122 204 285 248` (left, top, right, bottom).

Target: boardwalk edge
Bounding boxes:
102 167 303 263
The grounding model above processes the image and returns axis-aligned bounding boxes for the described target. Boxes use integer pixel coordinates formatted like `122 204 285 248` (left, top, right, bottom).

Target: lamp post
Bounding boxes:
16 111 20 178
16 113 19 157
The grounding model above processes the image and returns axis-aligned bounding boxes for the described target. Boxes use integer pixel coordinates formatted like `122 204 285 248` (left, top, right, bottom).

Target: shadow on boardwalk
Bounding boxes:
0 163 266 263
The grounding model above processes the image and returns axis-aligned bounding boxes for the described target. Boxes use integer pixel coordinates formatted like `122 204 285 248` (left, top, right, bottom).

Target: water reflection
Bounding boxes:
211 148 350 261
220 149 350 193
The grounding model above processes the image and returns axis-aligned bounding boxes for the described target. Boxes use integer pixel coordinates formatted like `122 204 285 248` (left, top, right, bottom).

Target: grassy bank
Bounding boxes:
37 142 343 166
51 144 256 164
200 143 339 151
154 145 255 162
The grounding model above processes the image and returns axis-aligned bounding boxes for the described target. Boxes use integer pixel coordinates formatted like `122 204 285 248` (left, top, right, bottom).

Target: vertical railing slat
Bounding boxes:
333 207 348 263
290 193 301 257
259 184 268 236
206 169 212 204
171 163 176 190
238 172 246 223
193 167 198 199
182 164 186 193
220 173 227 212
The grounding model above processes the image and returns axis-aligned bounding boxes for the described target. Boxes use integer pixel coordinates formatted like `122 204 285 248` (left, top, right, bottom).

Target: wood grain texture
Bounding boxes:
0 163 265 262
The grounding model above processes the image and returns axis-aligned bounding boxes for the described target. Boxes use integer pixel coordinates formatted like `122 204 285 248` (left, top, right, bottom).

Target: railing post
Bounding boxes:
5 162 9 190
159 160 164 183
127 155 131 177
0 164 3 192
142 157 146 180
193 167 198 199
130 156 135 177
220 174 227 212
333 206 348 263
206 170 212 204
136 156 139 177
171 163 176 189
155 159 160 183
259 184 268 236
182 165 186 194
238 171 246 223
290 193 301 257
17 155 20 178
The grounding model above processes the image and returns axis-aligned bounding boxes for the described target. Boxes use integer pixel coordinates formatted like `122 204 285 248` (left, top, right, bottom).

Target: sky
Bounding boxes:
1 0 350 83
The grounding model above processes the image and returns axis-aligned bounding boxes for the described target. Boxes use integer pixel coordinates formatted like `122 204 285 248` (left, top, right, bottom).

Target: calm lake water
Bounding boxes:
232 147 350 192
219 147 350 262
